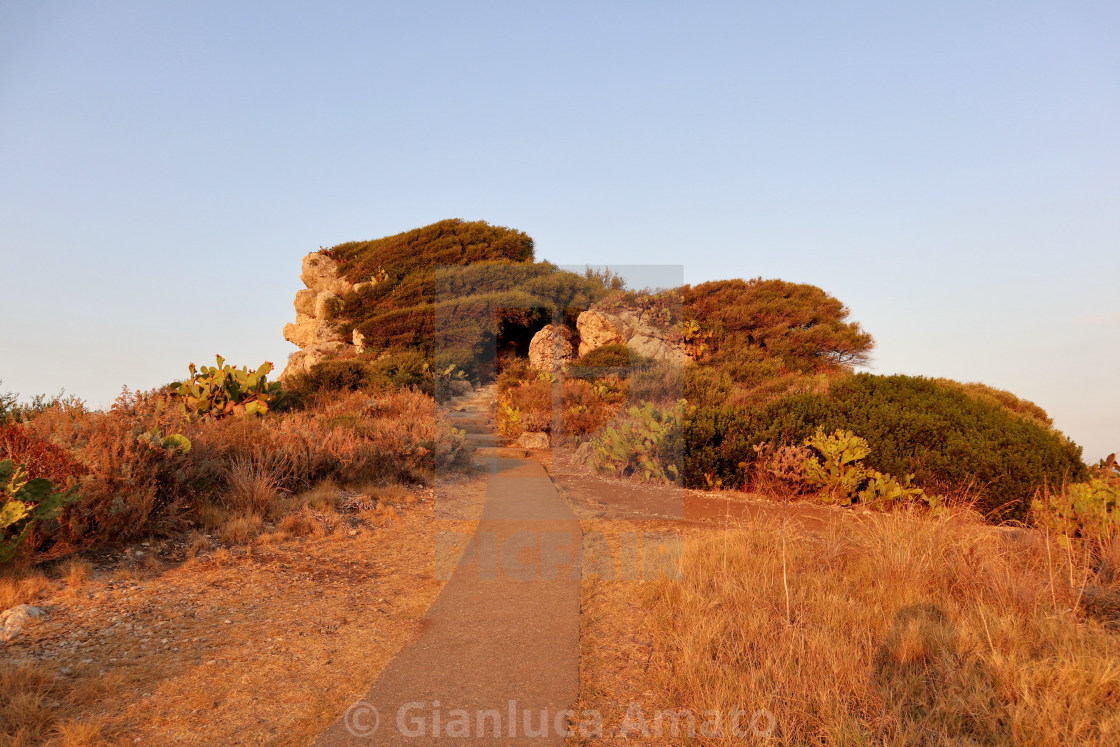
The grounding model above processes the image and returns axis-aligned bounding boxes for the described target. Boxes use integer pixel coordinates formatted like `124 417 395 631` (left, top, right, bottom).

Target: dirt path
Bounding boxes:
316 389 582 745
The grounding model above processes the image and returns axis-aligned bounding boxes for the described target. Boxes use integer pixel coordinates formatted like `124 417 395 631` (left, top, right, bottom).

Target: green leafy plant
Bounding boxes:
172 356 285 419
802 428 929 510
588 400 687 483
803 428 871 503
1 458 79 563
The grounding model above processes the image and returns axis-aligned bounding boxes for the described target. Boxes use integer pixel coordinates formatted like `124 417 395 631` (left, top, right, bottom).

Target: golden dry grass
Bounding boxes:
573 510 1120 746
1 475 487 745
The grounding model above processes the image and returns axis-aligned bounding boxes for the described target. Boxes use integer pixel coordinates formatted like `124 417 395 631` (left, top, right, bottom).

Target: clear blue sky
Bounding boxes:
1 1 1117 460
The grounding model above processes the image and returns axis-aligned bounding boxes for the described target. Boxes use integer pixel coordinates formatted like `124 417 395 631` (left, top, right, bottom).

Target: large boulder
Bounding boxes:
528 325 575 373
576 310 625 357
300 253 353 296
576 308 691 365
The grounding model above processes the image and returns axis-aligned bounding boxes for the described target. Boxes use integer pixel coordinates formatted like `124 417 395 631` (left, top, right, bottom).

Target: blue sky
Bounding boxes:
1 1 1117 460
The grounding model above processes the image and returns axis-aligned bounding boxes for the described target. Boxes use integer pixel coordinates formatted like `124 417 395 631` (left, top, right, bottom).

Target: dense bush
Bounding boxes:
681 374 1086 522
0 423 86 487
330 218 534 284
680 278 874 383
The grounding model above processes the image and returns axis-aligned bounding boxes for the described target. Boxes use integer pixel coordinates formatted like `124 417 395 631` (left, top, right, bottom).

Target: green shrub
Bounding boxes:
368 350 433 392
290 358 371 396
681 374 1086 522
575 343 633 369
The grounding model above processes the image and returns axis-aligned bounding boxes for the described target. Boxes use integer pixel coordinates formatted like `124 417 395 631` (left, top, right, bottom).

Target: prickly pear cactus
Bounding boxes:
171 355 285 419
1 459 78 563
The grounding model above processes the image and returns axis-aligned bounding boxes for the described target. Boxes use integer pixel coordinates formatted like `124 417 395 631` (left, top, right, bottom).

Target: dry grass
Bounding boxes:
574 510 1120 745
58 559 93 590
1 474 487 745
0 571 52 610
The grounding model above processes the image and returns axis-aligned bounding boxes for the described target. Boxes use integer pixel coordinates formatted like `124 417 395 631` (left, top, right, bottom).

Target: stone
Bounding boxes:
294 288 318 317
283 318 346 349
576 310 625 358
300 252 353 296
313 290 341 319
528 325 574 373
448 379 472 397
352 329 367 354
1 604 46 643
279 342 346 381
517 431 550 450
353 281 376 294
576 307 692 365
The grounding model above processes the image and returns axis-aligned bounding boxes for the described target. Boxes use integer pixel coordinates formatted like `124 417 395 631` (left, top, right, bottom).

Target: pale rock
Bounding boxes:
279 343 346 381
352 329 367 354
1 605 46 643
294 288 318 317
576 310 625 357
353 281 376 294
528 325 574 373
300 252 352 296
517 431 550 450
313 290 341 319
283 318 346 349
577 307 692 365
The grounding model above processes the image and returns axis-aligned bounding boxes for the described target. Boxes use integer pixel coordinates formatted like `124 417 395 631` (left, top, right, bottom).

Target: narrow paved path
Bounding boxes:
316 387 582 745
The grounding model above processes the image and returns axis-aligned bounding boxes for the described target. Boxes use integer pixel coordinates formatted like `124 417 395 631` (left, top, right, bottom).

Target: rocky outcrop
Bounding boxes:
576 308 692 366
282 342 348 380
281 251 357 380
528 325 574 373
576 310 624 357
300 253 353 296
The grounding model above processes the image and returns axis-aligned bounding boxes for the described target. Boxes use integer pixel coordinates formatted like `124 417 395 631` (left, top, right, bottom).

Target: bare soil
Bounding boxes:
1 475 487 745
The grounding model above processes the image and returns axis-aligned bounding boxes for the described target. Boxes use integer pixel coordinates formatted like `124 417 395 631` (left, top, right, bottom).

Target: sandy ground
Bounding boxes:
2 474 488 745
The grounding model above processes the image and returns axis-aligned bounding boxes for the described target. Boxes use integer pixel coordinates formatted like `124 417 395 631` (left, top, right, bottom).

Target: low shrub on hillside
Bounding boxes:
287 349 475 402
572 343 634 370
680 374 1086 522
1 385 469 560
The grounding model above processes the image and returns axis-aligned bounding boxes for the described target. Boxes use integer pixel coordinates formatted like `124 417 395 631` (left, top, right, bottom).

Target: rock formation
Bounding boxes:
575 310 624 357
281 252 357 381
528 325 575 373
576 308 692 365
